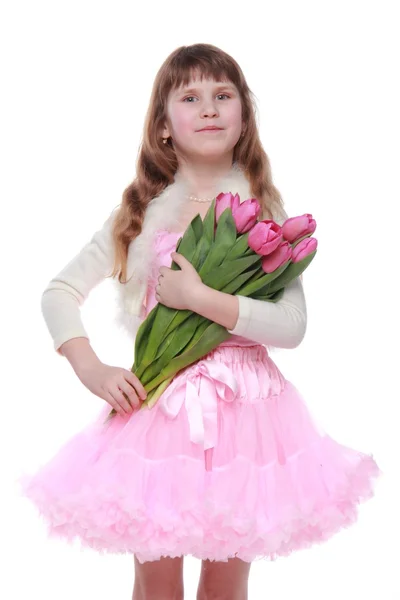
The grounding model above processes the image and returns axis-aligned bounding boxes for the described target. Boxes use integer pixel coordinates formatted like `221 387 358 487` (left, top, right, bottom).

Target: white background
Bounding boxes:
2 1 399 598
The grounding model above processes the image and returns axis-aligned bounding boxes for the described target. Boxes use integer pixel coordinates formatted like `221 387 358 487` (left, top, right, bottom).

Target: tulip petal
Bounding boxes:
282 213 317 244
292 237 318 262
261 242 292 273
233 198 261 233
215 192 234 221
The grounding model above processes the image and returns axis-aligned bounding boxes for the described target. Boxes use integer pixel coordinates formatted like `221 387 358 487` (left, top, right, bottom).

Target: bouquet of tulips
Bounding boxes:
106 192 317 422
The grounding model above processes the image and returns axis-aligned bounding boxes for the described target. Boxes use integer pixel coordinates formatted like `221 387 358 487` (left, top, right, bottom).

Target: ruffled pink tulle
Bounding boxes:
18 344 382 564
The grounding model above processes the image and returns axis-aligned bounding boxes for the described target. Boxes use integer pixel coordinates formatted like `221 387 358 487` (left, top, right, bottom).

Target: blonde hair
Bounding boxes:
111 43 285 283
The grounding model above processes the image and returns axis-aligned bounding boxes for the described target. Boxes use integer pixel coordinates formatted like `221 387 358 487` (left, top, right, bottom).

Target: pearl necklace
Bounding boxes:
186 194 214 203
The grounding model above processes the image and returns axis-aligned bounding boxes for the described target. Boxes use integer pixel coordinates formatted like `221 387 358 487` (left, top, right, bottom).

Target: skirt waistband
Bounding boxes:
200 344 268 363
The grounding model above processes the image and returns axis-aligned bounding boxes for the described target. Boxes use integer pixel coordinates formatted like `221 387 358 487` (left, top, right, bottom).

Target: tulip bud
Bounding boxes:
292 237 318 262
248 220 283 256
215 192 240 221
261 241 292 273
282 214 316 244
232 198 261 233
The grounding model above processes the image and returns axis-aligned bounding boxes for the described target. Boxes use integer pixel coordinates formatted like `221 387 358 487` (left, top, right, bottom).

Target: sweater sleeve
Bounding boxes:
41 209 117 354
226 275 307 349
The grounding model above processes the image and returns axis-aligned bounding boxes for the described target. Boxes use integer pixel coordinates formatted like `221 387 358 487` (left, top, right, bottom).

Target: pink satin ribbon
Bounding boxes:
158 360 238 471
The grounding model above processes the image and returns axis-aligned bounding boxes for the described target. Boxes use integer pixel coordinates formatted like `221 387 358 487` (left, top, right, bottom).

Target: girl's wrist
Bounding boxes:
188 283 239 330
187 282 210 313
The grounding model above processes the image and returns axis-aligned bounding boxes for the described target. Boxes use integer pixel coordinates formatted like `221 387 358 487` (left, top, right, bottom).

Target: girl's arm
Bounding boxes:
59 337 102 375
189 276 307 349
41 208 117 355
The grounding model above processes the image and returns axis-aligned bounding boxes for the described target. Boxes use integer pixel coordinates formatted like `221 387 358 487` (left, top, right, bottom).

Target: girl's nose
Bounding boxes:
200 103 218 118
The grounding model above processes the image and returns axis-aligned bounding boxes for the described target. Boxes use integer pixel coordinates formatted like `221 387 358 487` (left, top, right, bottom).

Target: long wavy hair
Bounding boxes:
111 43 285 283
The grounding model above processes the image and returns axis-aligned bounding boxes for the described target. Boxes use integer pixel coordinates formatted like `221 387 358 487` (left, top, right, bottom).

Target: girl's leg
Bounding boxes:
132 554 184 600
196 557 252 600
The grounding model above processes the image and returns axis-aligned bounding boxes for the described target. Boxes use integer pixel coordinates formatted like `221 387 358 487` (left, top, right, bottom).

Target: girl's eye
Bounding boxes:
183 94 230 102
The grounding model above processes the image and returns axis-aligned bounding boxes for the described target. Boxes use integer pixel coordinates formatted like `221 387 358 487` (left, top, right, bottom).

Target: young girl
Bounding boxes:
20 44 382 600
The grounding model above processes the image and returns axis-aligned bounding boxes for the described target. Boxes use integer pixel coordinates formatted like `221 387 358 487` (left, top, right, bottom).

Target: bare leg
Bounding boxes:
132 554 184 600
132 579 143 600
196 557 252 600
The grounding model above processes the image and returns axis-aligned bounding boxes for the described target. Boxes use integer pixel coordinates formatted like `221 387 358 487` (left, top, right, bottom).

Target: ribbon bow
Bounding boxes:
158 360 238 471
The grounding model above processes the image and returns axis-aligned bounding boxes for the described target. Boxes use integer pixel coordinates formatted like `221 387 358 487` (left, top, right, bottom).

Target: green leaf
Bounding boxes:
191 213 204 241
203 254 261 289
232 263 265 289
139 314 203 385
198 208 237 276
133 303 159 366
163 308 193 337
190 230 212 271
236 261 291 296
142 320 212 392
215 207 237 246
201 198 217 243
173 222 199 260
253 287 286 302
220 265 260 294
154 326 179 360
222 231 252 261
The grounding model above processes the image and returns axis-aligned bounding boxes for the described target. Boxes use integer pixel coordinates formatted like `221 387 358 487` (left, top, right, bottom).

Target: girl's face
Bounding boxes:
162 76 243 161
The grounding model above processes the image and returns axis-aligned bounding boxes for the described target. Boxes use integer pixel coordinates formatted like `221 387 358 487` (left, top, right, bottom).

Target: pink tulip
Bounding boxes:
232 198 261 233
248 220 283 256
261 241 292 273
215 192 261 234
282 213 316 244
215 192 240 221
291 237 318 262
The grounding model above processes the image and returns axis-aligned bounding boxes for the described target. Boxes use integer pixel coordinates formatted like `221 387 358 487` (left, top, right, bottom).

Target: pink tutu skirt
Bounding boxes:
19 344 382 564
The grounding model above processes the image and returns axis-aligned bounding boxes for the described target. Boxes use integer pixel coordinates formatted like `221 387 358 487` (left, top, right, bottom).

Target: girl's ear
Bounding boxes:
162 119 171 139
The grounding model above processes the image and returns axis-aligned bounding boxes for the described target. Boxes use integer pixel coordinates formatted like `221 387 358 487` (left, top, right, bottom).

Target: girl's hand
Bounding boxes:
77 361 147 416
156 251 203 310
